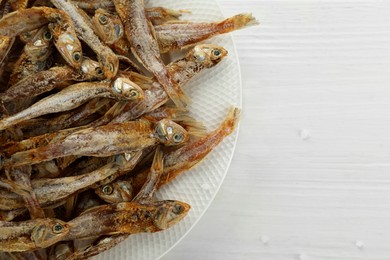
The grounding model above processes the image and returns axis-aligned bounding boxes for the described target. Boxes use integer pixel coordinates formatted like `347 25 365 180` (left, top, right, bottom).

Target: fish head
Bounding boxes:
52 30 83 69
92 9 124 45
153 200 190 229
96 181 133 203
24 26 53 61
111 77 144 100
191 44 228 68
31 219 69 248
99 50 119 79
80 57 105 81
154 119 189 146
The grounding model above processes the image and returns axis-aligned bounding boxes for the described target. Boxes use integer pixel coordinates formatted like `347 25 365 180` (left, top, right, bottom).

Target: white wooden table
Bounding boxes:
163 1 390 259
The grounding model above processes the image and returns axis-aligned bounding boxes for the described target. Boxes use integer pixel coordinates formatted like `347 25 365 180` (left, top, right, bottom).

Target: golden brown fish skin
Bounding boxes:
0 7 83 69
168 44 228 85
77 0 185 24
64 200 190 241
19 98 110 138
113 0 188 109
0 78 143 131
8 0 29 11
92 8 131 56
91 7 185 55
0 218 69 252
3 121 151 167
156 13 259 53
0 125 86 157
131 147 163 203
74 0 114 11
146 7 187 26
162 108 240 184
50 0 119 79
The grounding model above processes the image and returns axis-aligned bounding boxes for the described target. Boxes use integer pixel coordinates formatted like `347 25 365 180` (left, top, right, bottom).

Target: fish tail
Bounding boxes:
217 13 259 33
161 7 191 18
159 73 190 109
172 113 208 137
220 107 241 135
169 81 190 109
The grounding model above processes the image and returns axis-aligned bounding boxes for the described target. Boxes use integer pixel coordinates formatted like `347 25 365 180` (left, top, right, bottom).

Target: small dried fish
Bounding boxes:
156 13 259 53
0 218 69 251
64 200 190 240
0 77 143 130
130 108 240 195
1 58 104 103
4 119 188 167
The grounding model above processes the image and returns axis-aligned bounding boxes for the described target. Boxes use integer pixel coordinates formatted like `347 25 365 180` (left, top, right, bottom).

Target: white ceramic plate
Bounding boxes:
95 0 242 259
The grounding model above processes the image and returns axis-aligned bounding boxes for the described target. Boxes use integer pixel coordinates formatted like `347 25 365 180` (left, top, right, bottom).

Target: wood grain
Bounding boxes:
162 1 390 259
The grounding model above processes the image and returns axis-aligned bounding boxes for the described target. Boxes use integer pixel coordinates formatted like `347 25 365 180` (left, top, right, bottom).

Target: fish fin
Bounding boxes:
116 55 143 73
148 20 158 42
220 107 241 135
172 114 208 137
217 13 259 33
134 146 164 203
127 71 154 87
164 80 190 109
4 150 34 167
151 146 164 174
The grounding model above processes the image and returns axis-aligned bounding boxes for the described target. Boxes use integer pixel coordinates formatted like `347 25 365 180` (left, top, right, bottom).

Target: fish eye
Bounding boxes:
173 133 184 143
109 63 114 72
95 67 103 75
52 223 64 234
99 15 108 25
129 90 139 98
73 51 81 62
172 204 184 214
43 31 52 41
144 211 152 220
213 49 221 57
102 185 113 195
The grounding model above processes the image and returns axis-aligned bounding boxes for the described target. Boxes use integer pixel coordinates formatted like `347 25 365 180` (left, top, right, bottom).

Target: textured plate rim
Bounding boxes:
156 1 243 258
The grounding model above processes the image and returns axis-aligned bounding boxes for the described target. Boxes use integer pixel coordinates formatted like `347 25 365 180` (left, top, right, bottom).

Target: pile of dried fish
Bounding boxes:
0 0 257 259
